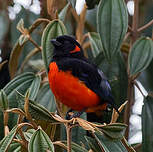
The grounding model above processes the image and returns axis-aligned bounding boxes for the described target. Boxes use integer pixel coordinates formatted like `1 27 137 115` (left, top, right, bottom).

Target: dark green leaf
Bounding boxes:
0 89 9 111
142 95 153 152
0 126 17 152
94 132 128 152
88 32 103 58
41 19 67 72
100 123 127 139
8 142 21 152
128 37 153 76
59 3 70 22
16 91 56 123
97 0 128 61
3 72 36 108
28 74 41 101
28 128 54 152
36 83 56 112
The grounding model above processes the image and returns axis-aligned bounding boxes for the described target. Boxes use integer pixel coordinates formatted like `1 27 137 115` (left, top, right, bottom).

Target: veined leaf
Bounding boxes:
28 128 54 152
59 3 70 22
0 89 9 111
128 37 153 76
41 19 67 72
97 0 128 61
0 126 17 152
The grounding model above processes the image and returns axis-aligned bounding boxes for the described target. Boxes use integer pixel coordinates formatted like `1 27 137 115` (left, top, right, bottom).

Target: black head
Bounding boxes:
51 35 84 58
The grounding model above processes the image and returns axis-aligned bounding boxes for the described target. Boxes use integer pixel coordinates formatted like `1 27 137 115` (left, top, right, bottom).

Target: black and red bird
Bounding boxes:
48 35 119 119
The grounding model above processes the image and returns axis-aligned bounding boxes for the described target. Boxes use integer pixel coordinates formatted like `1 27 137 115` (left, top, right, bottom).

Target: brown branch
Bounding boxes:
138 19 153 32
29 37 42 51
66 123 72 152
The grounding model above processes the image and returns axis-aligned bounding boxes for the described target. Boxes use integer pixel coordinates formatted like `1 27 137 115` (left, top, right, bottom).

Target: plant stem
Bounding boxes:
66 123 72 152
138 19 153 32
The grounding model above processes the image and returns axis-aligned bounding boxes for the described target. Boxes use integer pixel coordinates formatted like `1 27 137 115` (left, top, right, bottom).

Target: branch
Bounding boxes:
138 19 153 32
66 123 72 152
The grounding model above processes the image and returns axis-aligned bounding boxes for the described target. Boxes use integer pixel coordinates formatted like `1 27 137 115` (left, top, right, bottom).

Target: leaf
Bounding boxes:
3 72 36 108
94 132 128 152
128 37 153 76
8 142 21 152
41 19 67 72
16 19 24 32
24 129 36 142
9 41 25 79
16 91 56 123
100 123 127 139
28 128 54 152
142 95 153 152
0 89 9 111
97 0 128 61
0 126 17 152
68 0 77 9
59 3 70 22
36 83 56 112
28 74 41 101
88 32 103 58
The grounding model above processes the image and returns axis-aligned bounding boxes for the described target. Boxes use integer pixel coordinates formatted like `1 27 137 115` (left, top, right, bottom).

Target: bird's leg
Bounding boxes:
66 109 73 120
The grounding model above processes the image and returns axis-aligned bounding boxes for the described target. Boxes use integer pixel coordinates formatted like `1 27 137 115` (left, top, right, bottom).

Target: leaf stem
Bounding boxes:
138 19 153 32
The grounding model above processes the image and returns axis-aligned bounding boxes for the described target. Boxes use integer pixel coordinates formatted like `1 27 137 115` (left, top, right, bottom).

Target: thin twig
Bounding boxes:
29 37 42 51
66 123 72 152
138 19 153 32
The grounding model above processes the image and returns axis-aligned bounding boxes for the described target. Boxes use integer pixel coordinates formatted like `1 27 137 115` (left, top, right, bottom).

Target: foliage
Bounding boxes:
0 0 153 151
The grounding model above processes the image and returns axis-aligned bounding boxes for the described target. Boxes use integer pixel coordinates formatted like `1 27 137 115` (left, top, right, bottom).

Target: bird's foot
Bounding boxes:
66 109 85 120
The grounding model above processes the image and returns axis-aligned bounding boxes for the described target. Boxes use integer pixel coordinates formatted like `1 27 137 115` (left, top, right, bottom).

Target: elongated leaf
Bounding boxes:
97 0 128 60
8 142 21 152
100 123 127 139
24 129 36 142
128 37 153 76
28 128 54 152
41 19 67 72
9 41 25 79
68 0 77 9
3 72 36 108
59 3 70 22
0 89 9 111
94 132 128 152
16 92 56 123
88 32 103 58
36 83 56 112
142 95 153 152
0 126 17 152
28 74 41 100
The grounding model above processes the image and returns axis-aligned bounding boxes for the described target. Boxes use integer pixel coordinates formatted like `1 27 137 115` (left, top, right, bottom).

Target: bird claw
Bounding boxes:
66 109 85 120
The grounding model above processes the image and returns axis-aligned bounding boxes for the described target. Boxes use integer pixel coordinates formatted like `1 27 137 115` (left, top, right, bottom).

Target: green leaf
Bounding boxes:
61 141 88 152
36 83 56 112
28 128 54 152
0 89 9 111
59 3 70 22
97 0 128 61
128 37 153 76
68 0 77 9
100 123 127 139
41 19 67 72
94 132 128 152
28 74 41 101
0 126 17 152
8 142 21 152
16 91 56 123
88 32 103 58
24 129 37 142
142 95 153 152
3 72 36 108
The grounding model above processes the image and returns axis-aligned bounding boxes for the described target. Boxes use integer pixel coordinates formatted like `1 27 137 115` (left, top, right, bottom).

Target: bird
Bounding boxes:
48 35 119 120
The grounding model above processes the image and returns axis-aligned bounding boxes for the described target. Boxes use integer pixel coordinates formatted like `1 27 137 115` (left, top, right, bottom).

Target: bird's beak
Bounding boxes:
51 39 62 47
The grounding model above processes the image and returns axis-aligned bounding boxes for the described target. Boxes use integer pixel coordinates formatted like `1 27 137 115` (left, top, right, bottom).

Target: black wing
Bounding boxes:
56 57 118 111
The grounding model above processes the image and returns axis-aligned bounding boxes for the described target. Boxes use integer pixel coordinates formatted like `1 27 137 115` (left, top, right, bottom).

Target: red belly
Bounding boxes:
48 62 100 111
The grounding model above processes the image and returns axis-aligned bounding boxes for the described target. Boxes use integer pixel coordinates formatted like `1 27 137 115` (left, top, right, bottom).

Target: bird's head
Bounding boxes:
51 35 84 58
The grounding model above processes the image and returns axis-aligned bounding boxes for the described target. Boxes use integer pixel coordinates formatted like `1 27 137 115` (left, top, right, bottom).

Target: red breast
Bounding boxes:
48 62 101 111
